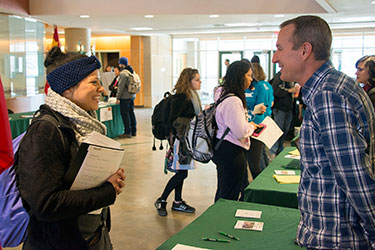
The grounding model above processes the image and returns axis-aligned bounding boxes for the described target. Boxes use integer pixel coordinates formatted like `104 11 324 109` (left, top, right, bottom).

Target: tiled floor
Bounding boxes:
5 108 218 250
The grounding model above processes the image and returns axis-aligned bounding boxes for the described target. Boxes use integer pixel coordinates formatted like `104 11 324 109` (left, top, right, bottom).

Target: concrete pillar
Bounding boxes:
64 28 91 54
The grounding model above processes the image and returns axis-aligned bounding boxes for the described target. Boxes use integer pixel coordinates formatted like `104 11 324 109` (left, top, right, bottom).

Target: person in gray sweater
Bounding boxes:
117 57 137 138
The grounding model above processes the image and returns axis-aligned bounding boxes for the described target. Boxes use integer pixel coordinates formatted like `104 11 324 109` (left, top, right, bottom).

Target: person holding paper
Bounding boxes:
154 68 202 217
212 60 258 202
15 46 125 250
243 59 268 179
273 16 375 249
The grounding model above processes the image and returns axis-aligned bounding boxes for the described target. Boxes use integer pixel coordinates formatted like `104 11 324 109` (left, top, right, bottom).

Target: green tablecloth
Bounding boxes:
9 111 34 139
244 147 300 209
8 103 123 139
157 199 303 250
98 103 124 138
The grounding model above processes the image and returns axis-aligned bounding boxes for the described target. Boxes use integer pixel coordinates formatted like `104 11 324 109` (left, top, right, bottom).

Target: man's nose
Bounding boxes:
272 52 278 64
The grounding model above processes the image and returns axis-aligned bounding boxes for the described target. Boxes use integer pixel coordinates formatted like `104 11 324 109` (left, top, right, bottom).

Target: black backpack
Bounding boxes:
151 92 175 149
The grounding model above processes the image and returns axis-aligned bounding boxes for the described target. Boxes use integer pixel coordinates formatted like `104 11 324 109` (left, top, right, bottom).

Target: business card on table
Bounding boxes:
235 209 262 219
274 170 296 175
234 220 264 231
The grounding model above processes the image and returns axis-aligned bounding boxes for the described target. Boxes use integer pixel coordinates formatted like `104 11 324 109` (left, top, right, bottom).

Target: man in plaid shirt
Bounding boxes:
273 15 375 249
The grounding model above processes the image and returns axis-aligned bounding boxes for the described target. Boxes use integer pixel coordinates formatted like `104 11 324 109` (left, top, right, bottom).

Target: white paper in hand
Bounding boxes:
253 103 265 115
70 131 124 191
251 116 283 149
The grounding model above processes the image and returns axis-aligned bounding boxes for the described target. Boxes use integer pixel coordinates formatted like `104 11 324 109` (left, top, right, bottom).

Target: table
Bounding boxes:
8 103 123 139
157 199 303 250
98 103 124 138
244 147 300 209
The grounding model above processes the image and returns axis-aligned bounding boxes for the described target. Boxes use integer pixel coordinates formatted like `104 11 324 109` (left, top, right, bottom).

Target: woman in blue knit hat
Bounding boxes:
15 47 125 250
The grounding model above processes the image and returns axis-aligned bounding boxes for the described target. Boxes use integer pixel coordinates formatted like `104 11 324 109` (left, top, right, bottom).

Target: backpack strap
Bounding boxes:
213 93 235 151
37 114 68 154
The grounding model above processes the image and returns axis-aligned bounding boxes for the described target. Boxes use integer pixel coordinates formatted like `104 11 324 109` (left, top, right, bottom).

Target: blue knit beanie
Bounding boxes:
47 56 101 94
119 57 128 66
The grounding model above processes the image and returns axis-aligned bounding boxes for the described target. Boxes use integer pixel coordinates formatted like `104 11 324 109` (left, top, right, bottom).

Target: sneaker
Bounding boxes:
119 133 132 139
154 198 167 216
172 200 195 213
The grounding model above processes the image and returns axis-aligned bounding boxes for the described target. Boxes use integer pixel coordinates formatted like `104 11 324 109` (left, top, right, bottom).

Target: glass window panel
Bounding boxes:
218 38 244 51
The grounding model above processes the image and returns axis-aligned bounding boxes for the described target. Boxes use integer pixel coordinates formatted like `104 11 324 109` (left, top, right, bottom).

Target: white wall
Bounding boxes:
145 35 173 107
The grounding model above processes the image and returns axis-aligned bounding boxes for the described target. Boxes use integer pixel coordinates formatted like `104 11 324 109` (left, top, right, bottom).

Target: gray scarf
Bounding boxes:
45 88 107 144
190 90 202 115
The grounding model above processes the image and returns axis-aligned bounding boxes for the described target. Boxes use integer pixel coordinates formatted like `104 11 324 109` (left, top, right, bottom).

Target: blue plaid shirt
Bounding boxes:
297 62 375 249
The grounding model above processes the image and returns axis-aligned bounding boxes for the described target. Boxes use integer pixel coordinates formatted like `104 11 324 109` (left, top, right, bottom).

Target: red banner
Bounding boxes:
52 25 60 48
0 78 14 175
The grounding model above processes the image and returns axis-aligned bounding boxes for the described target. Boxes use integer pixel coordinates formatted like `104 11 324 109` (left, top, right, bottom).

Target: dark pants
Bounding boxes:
246 138 264 179
270 108 293 155
213 140 248 202
119 98 136 135
259 145 269 170
160 170 188 201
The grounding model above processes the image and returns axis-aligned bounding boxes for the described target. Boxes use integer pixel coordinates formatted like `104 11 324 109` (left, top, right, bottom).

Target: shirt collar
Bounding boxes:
301 61 333 106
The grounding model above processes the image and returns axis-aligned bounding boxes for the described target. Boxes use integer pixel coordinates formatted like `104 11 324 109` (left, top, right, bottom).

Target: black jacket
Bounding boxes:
270 72 294 112
168 93 196 164
108 76 119 97
168 93 195 134
16 105 116 250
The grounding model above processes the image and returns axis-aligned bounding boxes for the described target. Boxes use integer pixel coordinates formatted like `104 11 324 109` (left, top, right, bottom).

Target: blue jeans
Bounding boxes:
119 98 137 135
270 109 293 155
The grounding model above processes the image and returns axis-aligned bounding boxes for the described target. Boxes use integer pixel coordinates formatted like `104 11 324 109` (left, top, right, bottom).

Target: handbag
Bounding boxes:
165 140 195 173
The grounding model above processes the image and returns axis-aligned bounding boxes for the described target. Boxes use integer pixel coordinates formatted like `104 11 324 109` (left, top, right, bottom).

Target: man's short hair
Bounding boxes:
280 15 332 61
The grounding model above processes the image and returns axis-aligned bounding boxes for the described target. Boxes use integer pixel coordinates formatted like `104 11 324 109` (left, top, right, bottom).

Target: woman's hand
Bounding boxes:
252 103 267 115
107 168 125 195
249 121 262 129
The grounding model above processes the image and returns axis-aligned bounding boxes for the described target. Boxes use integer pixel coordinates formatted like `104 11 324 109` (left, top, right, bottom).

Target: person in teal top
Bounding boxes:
252 63 274 170
245 81 268 124
243 60 267 180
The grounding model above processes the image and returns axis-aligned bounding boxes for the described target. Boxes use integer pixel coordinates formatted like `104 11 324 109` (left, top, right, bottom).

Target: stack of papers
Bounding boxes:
273 175 300 184
172 244 211 250
235 209 262 219
69 131 124 191
234 221 264 231
274 170 296 175
288 149 300 156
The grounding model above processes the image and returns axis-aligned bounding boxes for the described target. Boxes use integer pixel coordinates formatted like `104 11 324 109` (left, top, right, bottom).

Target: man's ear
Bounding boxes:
301 42 313 60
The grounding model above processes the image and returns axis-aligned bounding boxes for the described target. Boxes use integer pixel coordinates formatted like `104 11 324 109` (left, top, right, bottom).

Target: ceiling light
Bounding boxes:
372 0 375 4
80 15 90 18
274 14 285 18
224 23 257 27
209 15 220 18
130 27 153 31
144 15 154 18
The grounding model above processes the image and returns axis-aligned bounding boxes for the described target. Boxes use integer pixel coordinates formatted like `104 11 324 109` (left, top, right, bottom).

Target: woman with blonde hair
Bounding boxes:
155 68 202 216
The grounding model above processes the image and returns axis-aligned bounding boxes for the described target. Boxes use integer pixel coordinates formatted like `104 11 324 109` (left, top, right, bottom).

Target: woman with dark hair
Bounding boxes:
155 68 202 217
15 46 125 250
213 60 258 202
356 55 375 108
108 66 121 97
